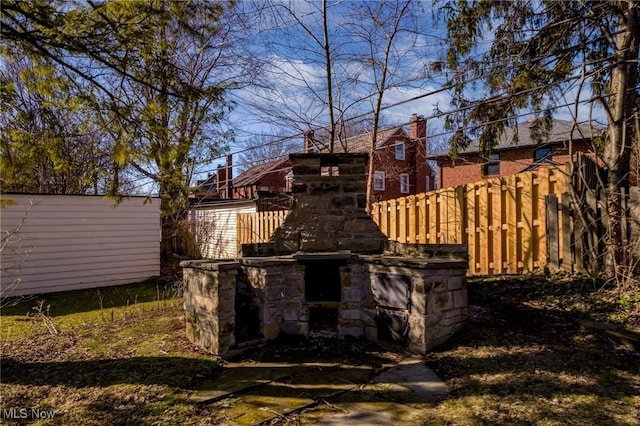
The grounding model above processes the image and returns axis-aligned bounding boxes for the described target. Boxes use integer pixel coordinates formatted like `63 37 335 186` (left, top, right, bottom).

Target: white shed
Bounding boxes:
0 194 161 297
189 199 256 259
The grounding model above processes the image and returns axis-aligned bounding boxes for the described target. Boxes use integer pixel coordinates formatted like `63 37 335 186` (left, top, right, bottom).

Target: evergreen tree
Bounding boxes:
437 0 639 278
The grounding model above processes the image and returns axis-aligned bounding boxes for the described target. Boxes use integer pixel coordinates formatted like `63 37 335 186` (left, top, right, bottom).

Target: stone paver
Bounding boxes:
190 354 449 425
190 362 310 403
305 398 425 425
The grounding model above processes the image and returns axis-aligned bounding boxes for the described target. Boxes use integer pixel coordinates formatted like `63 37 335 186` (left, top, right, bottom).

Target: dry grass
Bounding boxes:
1 276 639 425
423 276 640 425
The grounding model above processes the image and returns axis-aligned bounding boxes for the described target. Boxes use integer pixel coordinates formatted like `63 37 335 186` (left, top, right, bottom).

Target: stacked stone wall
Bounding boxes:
182 260 238 355
273 154 387 254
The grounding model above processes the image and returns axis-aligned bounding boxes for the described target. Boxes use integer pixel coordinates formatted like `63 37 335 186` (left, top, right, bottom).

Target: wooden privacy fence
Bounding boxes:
371 165 571 275
238 209 289 245
237 162 638 276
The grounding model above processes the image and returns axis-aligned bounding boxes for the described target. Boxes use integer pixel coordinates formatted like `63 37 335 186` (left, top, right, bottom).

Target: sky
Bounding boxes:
196 0 454 178
191 0 607 183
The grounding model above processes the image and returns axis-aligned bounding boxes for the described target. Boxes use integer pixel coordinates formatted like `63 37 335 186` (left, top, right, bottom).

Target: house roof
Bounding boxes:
329 126 408 153
190 198 256 210
233 158 290 188
427 119 605 160
196 173 217 187
233 126 410 186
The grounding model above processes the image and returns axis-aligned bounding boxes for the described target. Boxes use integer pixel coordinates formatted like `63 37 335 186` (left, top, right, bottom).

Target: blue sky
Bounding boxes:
195 0 455 178
192 0 607 182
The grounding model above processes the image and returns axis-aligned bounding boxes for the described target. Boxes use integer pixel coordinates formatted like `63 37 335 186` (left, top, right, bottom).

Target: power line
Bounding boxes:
210 37 617 165
197 79 639 181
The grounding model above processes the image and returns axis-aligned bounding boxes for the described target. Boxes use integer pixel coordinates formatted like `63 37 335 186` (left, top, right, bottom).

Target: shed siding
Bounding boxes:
1 194 160 296
191 202 255 259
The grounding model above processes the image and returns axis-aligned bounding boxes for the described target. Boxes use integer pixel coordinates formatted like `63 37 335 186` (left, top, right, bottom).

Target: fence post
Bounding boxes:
490 179 504 274
428 191 438 244
388 199 397 241
454 185 465 244
536 169 550 270
477 182 489 274
407 195 417 244
519 173 535 272
546 193 560 270
561 192 573 273
398 196 408 243
466 183 477 274
504 175 518 274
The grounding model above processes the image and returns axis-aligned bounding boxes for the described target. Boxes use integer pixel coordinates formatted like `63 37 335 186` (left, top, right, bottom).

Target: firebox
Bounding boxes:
300 259 346 302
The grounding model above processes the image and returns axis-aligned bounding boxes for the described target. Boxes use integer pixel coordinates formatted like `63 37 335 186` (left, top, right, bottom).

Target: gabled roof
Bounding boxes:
233 158 290 188
427 119 605 159
330 127 408 153
196 173 217 187
235 126 409 186
309 126 408 154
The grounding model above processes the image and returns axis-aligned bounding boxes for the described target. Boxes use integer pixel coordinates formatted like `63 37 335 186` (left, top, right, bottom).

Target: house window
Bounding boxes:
395 142 405 160
534 146 552 162
483 153 500 176
400 173 409 193
374 171 385 191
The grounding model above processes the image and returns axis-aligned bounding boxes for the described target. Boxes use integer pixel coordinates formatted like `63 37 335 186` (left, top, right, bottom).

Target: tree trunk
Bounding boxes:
602 1 639 279
322 0 336 153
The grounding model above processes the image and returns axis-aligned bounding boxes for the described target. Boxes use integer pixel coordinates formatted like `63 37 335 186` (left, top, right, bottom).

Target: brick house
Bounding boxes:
190 155 234 202
305 114 435 201
194 114 436 207
230 158 292 210
427 119 604 189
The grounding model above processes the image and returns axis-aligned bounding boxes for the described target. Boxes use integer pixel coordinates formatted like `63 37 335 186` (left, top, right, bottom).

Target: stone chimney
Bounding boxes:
271 153 387 254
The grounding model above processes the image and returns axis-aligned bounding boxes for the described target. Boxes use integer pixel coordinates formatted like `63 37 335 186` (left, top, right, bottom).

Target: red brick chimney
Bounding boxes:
225 154 233 199
216 165 227 195
410 114 426 141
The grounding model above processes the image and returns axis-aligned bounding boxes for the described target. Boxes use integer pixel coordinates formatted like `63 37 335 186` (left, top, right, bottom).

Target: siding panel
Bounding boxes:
1 194 161 296
190 201 256 259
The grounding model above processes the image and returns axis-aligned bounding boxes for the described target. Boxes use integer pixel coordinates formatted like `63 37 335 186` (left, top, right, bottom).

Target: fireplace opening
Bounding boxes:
234 269 261 344
300 259 347 302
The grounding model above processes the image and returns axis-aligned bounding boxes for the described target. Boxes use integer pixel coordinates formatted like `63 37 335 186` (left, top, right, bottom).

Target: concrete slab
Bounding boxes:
366 355 448 404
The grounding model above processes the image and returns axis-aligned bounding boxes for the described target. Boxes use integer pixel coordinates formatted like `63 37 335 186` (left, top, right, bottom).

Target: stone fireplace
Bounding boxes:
182 153 468 357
